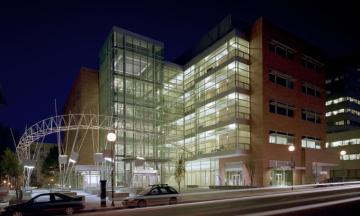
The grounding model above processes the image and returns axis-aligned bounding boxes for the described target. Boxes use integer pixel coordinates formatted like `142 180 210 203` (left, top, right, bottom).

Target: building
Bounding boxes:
99 28 168 187
63 67 100 188
96 15 338 188
325 57 360 180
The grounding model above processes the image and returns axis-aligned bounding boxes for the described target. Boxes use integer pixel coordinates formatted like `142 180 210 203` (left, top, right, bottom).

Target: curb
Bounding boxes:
80 206 124 213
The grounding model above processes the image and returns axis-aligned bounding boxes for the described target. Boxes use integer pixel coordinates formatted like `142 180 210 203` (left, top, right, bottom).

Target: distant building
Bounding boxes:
325 57 360 180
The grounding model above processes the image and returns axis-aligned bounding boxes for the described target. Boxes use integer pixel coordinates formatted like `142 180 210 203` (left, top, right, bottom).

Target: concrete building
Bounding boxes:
325 57 360 180
94 15 338 188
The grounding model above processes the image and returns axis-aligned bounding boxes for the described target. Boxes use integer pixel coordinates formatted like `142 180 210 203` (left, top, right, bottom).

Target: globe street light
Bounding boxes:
288 145 295 190
340 150 346 182
288 145 295 152
107 131 116 207
107 132 116 142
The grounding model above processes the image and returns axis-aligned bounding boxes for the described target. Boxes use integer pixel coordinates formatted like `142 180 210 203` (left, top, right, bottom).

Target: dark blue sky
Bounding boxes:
0 0 359 135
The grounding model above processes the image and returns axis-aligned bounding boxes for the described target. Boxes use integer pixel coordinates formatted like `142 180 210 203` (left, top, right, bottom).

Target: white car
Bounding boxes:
122 184 180 208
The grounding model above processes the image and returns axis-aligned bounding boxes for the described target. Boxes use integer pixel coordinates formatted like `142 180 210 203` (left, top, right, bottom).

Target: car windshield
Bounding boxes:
138 187 152 196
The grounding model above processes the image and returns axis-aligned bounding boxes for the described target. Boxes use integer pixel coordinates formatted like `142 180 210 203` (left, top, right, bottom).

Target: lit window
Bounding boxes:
301 136 321 149
269 130 294 145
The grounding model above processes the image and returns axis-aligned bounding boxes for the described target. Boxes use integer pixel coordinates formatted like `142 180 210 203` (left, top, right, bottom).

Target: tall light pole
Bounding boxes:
340 150 346 182
107 131 116 207
288 145 295 190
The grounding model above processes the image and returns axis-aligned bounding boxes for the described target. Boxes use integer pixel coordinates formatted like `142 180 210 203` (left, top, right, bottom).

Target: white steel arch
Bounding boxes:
16 114 124 188
16 114 121 161
16 113 190 188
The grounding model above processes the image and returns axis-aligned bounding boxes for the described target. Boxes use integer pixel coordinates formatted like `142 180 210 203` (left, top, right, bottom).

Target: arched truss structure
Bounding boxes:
16 113 191 188
16 114 121 187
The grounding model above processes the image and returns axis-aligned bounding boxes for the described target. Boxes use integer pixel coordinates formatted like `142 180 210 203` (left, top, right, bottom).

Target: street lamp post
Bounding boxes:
340 150 346 182
107 131 116 207
288 145 295 190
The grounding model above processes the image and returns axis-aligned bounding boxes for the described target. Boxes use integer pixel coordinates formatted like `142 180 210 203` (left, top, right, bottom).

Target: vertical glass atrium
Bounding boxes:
99 27 164 187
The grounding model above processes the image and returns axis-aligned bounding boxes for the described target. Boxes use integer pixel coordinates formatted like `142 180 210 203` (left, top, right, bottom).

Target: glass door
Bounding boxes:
271 170 292 186
225 171 243 186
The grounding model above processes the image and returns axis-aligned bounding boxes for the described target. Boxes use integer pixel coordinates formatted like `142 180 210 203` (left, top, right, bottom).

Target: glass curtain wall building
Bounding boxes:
99 26 251 187
182 30 251 186
99 27 165 187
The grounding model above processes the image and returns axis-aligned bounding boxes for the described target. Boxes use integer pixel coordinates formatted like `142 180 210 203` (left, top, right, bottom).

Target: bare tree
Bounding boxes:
245 157 256 187
175 155 185 192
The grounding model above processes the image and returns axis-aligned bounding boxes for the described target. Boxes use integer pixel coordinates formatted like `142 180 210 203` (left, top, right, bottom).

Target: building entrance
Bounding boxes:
271 170 292 186
224 162 244 186
226 171 243 186
132 168 159 188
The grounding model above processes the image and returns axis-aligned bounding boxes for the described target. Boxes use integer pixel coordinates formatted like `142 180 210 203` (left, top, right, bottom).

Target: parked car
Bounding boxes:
321 177 343 183
1 193 84 216
122 184 180 208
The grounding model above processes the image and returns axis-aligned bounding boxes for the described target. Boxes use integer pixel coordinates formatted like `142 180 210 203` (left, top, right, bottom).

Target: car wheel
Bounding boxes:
169 197 177 205
137 200 146 208
12 212 23 216
65 207 75 215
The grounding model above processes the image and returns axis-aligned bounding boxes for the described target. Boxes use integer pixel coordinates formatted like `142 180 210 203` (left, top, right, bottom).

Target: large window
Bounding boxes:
301 82 321 98
301 136 321 149
269 130 294 145
326 138 360 148
197 92 250 130
269 70 294 89
195 61 250 105
341 154 360 160
301 55 323 72
184 37 250 91
268 40 295 60
326 108 360 117
301 109 321 124
269 100 294 117
326 97 360 106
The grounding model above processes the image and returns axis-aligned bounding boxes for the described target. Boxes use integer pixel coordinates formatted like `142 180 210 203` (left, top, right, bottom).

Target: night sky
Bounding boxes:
0 0 359 137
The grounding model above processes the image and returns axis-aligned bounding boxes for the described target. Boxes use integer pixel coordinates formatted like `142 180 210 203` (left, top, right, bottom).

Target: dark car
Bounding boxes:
1 193 84 216
122 184 180 208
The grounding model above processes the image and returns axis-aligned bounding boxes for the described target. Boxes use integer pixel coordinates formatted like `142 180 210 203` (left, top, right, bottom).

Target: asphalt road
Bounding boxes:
82 184 360 216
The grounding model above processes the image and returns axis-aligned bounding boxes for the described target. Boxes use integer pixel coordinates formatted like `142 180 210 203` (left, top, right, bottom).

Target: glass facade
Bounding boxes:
99 27 251 187
182 33 251 186
99 28 165 187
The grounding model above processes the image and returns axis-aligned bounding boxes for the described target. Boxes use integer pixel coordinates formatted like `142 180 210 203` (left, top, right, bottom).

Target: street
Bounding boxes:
79 183 360 216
